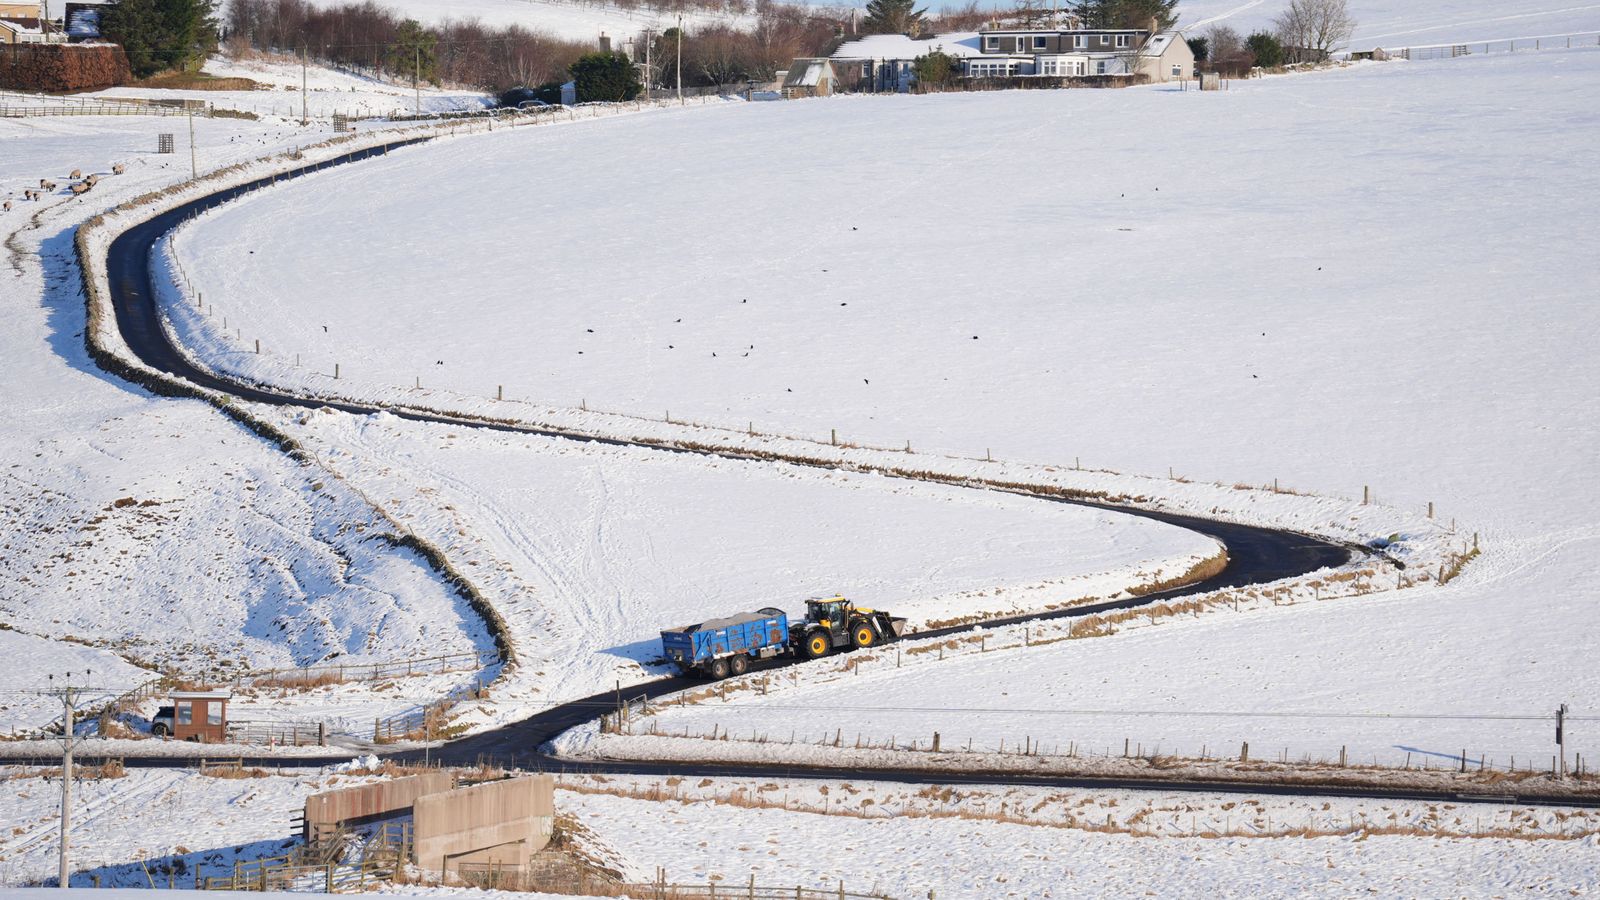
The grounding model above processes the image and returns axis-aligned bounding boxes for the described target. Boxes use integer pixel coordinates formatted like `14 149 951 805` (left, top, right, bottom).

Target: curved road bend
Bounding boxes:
90 137 1567 811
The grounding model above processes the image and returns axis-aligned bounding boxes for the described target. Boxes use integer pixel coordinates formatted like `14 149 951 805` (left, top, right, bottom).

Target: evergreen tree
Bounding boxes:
911 50 958 87
860 0 926 36
101 0 218 78
1071 0 1178 31
1244 30 1284 66
387 19 439 86
1186 34 1209 61
569 52 641 102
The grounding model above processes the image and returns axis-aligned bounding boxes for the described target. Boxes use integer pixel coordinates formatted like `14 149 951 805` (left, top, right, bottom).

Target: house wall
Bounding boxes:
978 30 1147 56
1140 35 1195 82
0 2 40 17
171 698 226 743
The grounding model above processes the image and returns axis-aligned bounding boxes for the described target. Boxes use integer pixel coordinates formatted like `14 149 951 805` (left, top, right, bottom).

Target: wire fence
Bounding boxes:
0 103 204 118
459 864 898 899
239 649 498 689
1383 31 1600 60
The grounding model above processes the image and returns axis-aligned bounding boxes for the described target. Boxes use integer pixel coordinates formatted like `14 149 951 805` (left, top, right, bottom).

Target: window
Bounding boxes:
1033 35 1047 49
1096 60 1107 74
1100 34 1110 46
1074 35 1086 49
1015 37 1026 52
1116 34 1130 48
176 701 192 725
1172 64 1182 77
208 704 222 726
985 35 998 50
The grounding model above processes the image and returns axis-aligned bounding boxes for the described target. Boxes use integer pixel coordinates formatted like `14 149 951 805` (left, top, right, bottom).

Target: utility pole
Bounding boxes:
1558 703 1569 778
644 29 652 100
675 14 683 105
48 672 86 889
186 109 197 181
300 45 308 125
414 46 421 117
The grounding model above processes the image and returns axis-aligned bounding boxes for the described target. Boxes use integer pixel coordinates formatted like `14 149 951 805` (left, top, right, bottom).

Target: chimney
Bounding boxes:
599 32 611 53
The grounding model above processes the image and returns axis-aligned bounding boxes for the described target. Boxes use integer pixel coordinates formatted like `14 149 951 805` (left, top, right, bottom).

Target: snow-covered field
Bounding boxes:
267 405 1217 718
4 767 1598 897
166 50 1600 764
0 108 496 738
1180 0 1600 47
83 52 493 120
291 0 750 42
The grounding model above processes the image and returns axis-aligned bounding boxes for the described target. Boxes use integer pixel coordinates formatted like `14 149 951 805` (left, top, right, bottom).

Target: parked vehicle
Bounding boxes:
150 705 175 737
661 596 907 679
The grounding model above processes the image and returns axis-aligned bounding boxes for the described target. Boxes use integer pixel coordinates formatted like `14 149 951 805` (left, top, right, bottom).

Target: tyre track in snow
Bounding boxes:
95 135 1583 811
0 769 185 862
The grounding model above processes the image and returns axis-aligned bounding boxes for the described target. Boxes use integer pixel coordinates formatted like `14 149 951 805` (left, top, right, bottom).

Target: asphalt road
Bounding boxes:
82 137 1587 810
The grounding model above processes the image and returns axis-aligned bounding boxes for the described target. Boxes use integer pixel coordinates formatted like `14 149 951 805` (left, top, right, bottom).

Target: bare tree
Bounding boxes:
1204 23 1242 59
1273 0 1355 58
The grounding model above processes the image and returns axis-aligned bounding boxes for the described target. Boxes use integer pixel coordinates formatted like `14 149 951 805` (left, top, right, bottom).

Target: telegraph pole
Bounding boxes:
186 109 197 181
48 672 86 889
300 45 308 125
675 14 683 105
1558 703 1569 778
414 46 421 117
644 29 652 100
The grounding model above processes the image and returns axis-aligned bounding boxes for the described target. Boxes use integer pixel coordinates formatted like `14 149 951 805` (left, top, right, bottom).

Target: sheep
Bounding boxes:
71 182 91 195
39 179 56 191
69 168 81 179
2 200 10 212
112 163 126 175
85 173 99 186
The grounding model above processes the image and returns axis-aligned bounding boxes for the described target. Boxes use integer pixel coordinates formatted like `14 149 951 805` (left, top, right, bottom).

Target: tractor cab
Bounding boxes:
805 597 851 638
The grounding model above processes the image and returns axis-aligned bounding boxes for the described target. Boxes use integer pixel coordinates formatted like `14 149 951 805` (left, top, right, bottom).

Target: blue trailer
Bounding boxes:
660 607 791 679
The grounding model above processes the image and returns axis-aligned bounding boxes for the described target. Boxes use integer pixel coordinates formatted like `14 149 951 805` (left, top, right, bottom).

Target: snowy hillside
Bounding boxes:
168 48 1600 759
293 0 752 41
0 111 497 734
1178 0 1600 47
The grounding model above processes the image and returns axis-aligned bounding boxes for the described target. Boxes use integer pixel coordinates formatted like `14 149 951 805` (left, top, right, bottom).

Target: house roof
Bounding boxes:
0 17 46 33
169 689 232 699
1141 31 1183 58
832 32 985 61
783 59 836 88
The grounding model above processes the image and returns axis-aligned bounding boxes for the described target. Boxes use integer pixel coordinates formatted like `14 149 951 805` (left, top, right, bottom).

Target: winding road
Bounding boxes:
82 136 1595 810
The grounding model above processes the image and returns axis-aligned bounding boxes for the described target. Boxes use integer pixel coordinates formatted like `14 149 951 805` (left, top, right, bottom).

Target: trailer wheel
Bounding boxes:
709 657 731 680
803 630 831 660
730 654 749 676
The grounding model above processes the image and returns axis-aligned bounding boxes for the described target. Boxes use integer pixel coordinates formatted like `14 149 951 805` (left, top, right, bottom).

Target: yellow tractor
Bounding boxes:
791 596 908 660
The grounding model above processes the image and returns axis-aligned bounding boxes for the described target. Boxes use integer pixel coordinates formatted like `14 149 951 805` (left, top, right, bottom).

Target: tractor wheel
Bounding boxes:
730 654 749 677
709 657 731 680
151 723 169 738
803 630 831 660
851 621 876 649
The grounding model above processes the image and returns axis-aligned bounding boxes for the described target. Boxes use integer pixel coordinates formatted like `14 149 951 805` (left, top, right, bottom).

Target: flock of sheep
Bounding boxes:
4 162 126 212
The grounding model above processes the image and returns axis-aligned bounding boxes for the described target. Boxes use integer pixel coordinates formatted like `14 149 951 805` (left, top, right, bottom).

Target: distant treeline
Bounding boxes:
220 0 1009 93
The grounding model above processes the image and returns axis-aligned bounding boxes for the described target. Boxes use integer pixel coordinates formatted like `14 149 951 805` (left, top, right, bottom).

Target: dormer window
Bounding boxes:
1116 34 1130 48
986 35 999 50
1033 35 1047 49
